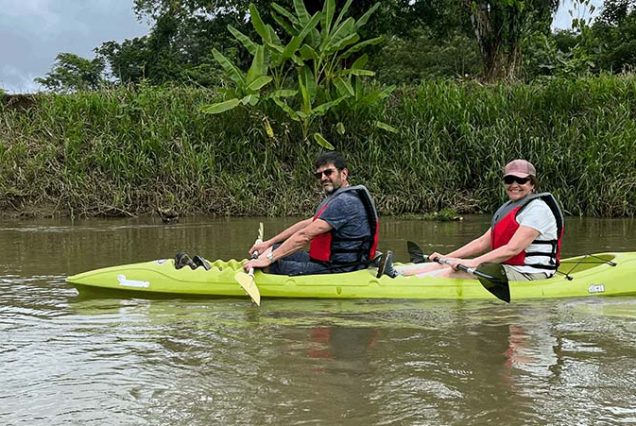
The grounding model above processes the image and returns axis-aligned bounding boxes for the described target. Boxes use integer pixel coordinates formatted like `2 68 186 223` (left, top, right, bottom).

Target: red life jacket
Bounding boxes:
491 193 564 270
308 185 379 265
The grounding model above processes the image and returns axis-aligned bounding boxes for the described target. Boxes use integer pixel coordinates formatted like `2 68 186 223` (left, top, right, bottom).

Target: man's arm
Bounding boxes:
268 218 332 261
249 218 313 255
244 219 332 270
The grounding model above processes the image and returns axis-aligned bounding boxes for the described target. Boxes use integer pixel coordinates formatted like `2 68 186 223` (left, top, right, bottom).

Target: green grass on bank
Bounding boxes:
1 75 635 218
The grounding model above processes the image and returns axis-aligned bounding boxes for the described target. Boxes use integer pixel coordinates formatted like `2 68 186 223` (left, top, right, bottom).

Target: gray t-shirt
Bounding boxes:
316 190 372 265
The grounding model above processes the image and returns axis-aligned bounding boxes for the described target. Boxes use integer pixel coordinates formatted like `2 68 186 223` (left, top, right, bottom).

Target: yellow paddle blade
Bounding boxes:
234 271 261 306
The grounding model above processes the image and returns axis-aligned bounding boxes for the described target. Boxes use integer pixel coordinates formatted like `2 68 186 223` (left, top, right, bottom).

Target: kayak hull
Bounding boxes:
66 252 636 301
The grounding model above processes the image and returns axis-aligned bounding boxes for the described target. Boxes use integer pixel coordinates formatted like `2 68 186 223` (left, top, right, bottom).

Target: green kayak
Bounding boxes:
66 252 636 301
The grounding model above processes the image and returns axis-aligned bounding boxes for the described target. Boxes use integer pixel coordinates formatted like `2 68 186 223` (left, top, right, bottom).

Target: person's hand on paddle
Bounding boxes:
429 252 445 262
446 258 481 270
249 240 271 257
243 256 270 272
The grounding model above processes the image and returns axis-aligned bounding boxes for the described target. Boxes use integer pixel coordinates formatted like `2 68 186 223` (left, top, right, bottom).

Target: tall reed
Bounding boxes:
1 75 634 218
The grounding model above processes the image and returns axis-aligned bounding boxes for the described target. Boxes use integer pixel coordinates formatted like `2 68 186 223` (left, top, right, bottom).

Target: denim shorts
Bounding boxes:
268 250 333 276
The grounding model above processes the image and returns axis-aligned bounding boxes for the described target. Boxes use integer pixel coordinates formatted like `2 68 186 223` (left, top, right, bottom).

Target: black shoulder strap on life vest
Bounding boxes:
324 185 379 265
517 192 565 270
492 198 524 228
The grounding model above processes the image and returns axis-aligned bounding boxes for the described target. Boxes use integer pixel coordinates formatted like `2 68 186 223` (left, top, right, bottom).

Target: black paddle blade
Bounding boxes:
476 263 511 303
406 241 429 263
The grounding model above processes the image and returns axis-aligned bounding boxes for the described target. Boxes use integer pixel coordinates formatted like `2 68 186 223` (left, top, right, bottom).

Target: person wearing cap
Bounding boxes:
378 159 564 280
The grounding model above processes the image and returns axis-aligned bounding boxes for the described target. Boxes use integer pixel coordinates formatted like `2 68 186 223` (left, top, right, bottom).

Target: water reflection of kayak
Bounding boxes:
67 252 636 301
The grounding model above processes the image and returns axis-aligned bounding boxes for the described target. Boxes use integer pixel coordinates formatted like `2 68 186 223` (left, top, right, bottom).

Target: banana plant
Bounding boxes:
270 0 395 140
332 54 398 134
201 0 396 149
200 44 272 114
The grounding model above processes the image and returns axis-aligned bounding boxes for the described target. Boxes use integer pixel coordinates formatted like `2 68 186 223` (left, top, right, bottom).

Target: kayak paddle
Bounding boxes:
406 240 511 303
407 240 429 263
234 222 264 306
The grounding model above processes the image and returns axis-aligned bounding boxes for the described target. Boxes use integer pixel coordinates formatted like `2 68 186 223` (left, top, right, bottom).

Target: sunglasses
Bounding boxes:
314 168 338 179
503 175 531 185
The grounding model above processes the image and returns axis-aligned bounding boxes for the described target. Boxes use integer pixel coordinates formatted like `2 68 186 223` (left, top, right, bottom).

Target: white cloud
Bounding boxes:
0 0 148 94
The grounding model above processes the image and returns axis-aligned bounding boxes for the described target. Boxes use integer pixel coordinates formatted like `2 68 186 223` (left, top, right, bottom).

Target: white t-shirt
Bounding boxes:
511 199 558 275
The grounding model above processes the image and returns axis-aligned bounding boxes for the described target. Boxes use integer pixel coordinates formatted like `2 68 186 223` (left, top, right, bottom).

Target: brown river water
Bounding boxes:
1 216 636 425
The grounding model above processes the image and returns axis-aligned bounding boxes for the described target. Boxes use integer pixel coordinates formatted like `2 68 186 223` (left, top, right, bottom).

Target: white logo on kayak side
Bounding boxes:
588 284 605 294
117 274 150 288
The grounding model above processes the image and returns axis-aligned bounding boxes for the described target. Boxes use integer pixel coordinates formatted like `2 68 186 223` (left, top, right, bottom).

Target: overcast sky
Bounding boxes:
0 0 149 93
1 0 599 94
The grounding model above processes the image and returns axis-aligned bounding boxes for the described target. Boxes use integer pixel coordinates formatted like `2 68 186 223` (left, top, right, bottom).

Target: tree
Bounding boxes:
597 0 635 25
591 0 636 72
35 53 106 92
462 0 559 81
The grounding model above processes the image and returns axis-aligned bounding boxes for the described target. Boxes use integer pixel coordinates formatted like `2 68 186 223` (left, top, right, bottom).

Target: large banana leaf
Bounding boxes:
323 17 355 51
299 44 318 62
272 98 300 121
200 98 241 114
333 0 353 31
212 49 246 86
271 11 296 36
241 94 260 106
227 25 257 56
282 12 321 59
300 66 317 100
271 3 299 28
247 76 272 91
293 0 311 26
355 3 380 29
341 36 384 59
313 132 335 150
312 96 347 116
246 46 268 85
327 33 359 54
249 3 273 44
334 77 354 97
321 0 336 36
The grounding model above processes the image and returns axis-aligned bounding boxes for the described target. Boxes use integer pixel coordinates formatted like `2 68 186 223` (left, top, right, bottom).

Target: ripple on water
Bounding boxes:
2 269 636 425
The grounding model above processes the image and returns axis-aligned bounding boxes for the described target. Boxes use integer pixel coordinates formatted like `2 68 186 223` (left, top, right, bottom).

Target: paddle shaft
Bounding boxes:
436 258 496 280
437 258 510 302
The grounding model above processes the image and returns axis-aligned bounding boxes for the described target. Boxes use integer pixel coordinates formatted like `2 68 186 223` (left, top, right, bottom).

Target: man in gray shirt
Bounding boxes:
243 152 379 276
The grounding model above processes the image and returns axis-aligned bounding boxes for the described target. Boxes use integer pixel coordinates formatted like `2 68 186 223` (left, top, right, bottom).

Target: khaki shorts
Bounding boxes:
502 265 550 281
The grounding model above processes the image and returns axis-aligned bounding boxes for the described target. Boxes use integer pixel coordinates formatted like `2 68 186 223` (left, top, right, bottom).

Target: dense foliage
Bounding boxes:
29 0 582 89
14 1 636 219
2 76 635 218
